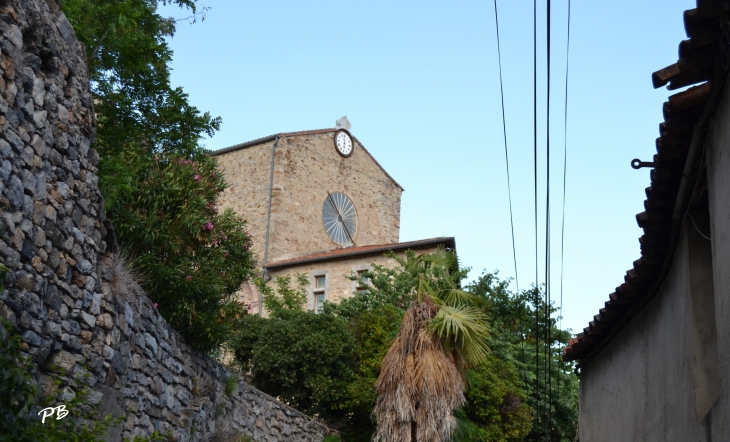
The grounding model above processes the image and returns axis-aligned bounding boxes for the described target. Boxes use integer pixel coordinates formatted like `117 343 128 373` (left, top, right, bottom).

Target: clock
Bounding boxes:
322 192 357 246
334 130 353 157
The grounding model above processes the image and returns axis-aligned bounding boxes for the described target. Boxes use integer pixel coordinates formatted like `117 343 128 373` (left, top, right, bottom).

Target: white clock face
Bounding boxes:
335 131 353 156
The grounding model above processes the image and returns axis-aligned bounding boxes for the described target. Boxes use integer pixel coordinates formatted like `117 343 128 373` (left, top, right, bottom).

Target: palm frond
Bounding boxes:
429 305 490 367
437 288 486 309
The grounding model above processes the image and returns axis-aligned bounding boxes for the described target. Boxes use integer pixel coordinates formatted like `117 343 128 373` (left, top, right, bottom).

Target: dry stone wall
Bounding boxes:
0 1 326 441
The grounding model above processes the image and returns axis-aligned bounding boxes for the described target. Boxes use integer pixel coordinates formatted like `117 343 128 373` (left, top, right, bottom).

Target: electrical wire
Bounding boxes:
533 0 541 430
492 0 527 385
558 0 571 405
492 0 519 295
546 0 553 436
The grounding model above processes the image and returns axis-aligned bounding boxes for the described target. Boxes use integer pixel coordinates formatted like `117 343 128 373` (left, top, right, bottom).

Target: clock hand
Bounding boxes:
327 191 355 246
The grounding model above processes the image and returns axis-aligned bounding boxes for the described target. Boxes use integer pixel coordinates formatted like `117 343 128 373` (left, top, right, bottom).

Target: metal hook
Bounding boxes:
631 158 655 169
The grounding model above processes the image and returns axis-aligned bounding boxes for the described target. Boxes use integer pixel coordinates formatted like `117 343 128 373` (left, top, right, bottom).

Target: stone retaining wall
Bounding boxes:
0 1 326 440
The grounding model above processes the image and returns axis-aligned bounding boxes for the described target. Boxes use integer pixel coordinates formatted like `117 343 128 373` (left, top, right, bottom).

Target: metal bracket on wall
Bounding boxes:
631 158 656 169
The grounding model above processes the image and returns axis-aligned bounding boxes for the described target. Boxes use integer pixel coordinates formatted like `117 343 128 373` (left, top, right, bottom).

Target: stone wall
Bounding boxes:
0 1 327 441
215 131 403 267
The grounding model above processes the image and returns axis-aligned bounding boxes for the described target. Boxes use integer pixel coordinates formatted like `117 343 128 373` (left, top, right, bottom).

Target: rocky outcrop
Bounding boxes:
0 1 326 440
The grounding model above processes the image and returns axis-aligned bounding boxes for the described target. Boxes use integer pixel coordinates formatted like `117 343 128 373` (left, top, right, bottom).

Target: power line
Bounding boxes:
492 0 519 294
546 0 553 437
558 0 571 404
492 0 528 387
532 0 539 421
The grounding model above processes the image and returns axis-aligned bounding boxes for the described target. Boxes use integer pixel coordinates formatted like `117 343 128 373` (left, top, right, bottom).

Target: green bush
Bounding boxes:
111 152 256 351
231 275 356 423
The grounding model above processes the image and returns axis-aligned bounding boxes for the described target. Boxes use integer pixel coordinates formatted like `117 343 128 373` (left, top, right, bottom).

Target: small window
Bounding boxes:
357 270 370 285
315 293 325 313
356 270 369 295
315 275 326 289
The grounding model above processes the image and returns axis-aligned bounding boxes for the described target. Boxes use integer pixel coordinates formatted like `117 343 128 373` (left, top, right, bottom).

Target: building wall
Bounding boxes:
705 81 730 441
578 227 709 442
579 86 730 442
215 132 403 268
215 139 276 266
268 133 401 262
266 245 442 314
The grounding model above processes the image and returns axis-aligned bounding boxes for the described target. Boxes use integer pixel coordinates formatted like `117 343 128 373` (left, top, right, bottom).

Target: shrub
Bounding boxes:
110 152 255 351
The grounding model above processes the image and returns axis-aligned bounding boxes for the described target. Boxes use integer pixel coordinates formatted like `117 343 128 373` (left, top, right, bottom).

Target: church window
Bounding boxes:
313 273 327 313
315 275 326 289
315 293 325 313
356 270 370 295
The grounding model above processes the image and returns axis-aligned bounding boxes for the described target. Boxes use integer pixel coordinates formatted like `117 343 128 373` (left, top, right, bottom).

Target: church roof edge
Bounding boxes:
208 128 404 190
264 237 455 270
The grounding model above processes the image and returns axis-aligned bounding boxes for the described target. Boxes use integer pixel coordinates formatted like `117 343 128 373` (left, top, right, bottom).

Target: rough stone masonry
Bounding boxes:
0 0 327 440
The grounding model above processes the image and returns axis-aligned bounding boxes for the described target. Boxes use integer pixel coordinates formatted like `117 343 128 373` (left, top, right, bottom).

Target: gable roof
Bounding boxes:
562 3 730 367
209 128 404 190
264 237 456 270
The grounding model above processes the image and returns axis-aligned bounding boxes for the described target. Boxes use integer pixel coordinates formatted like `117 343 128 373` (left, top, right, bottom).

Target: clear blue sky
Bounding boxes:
160 0 693 336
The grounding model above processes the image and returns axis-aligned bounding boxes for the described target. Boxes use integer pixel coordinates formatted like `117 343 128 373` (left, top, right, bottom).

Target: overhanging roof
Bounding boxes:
563 3 730 366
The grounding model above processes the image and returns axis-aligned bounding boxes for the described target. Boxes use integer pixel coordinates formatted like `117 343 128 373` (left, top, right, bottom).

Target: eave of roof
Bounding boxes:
208 128 404 190
264 237 456 270
562 3 730 366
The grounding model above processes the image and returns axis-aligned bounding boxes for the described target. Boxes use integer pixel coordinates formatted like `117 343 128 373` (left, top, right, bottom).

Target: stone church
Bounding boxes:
212 117 454 314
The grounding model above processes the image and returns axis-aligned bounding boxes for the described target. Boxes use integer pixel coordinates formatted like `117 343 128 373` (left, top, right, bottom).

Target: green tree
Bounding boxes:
62 0 219 206
231 275 357 424
110 153 255 351
467 272 579 442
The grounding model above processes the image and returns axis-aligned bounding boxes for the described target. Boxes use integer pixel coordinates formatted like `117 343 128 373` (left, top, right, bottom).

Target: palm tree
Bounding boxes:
373 248 490 442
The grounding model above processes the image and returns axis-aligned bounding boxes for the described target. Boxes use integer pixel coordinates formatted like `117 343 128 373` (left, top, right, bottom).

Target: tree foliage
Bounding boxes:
110 153 255 351
62 1 256 351
62 0 220 206
465 272 580 441
230 276 356 423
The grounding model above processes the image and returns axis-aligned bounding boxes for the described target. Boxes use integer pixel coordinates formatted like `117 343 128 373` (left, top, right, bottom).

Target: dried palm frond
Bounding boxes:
373 297 465 442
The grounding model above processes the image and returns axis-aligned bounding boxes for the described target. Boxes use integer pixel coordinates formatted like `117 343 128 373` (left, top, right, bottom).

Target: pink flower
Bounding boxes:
194 174 200 181
153 303 158 309
214 207 219 214
224 250 229 257
206 222 214 231
214 240 219 246
247 304 251 311
186 275 192 280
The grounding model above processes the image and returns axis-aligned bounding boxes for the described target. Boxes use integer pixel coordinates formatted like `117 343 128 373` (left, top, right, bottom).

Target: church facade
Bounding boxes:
212 119 454 314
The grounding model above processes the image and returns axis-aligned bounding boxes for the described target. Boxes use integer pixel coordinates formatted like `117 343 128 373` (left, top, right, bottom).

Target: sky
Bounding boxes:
159 0 694 336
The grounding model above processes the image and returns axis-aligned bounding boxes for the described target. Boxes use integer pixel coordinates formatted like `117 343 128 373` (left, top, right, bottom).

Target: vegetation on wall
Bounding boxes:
109 152 255 351
61 1 255 351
